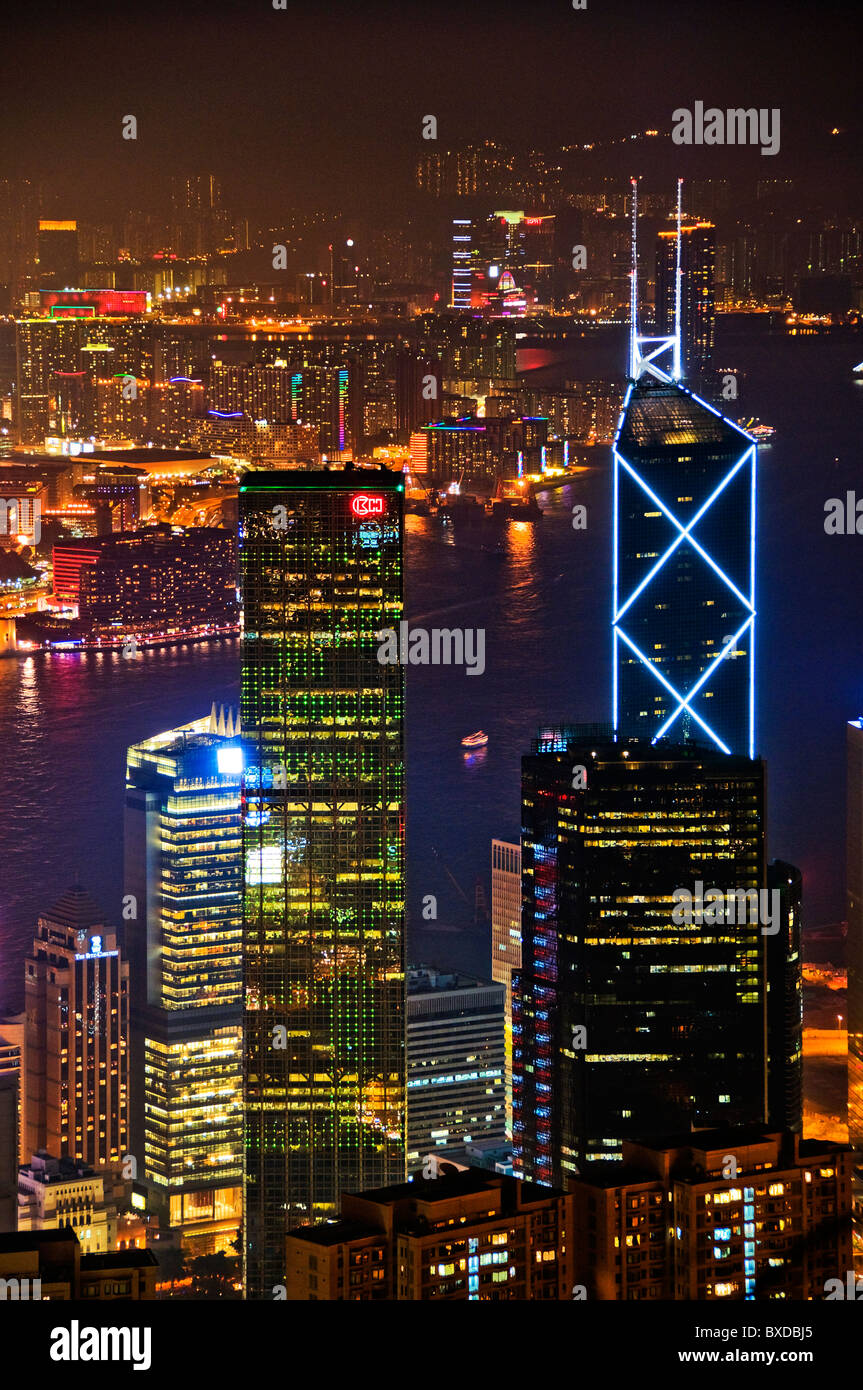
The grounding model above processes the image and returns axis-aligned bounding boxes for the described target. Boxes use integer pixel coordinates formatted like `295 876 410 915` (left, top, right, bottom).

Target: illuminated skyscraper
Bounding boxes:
617 180 756 758
24 885 129 1169
656 221 716 376
124 710 243 1253
406 967 506 1169
287 366 351 456
54 525 238 635
240 466 406 1298
15 317 81 444
491 839 521 1135
514 727 769 1184
613 376 756 757
450 219 474 309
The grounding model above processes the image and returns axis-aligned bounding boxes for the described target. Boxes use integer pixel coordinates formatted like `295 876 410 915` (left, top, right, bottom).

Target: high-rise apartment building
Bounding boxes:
287 366 351 456
209 363 356 456
16 317 81 443
655 221 716 376
515 727 772 1184
613 375 756 757
450 219 474 309
240 466 406 1298
124 710 244 1253
572 1129 851 1301
52 525 238 636
36 219 79 292
285 1169 573 1300
491 839 521 1136
407 967 506 1169
24 884 129 1169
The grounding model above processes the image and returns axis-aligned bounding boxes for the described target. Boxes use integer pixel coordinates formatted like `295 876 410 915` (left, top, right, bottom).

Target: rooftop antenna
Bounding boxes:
628 177 639 380
673 177 683 381
629 176 678 383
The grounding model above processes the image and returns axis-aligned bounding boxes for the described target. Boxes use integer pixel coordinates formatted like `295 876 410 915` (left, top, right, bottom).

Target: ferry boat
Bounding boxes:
461 730 489 749
488 497 543 522
738 417 776 443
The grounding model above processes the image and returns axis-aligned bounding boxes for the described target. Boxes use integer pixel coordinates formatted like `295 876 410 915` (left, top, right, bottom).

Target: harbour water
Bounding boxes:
1 326 861 1010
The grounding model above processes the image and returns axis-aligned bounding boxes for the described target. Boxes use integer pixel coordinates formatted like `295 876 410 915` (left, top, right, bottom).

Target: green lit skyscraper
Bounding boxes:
240 466 406 1298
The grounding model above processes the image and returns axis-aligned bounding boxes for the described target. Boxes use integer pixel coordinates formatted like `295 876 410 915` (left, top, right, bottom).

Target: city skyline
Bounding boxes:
0 0 859 1337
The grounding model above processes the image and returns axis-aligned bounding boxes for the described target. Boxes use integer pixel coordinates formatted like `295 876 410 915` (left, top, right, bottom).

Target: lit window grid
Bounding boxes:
240 481 406 1295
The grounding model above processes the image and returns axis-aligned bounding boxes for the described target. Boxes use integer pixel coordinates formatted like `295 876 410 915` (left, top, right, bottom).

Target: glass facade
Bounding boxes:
613 376 756 758
240 467 406 1298
124 715 243 1254
514 727 769 1183
655 223 716 376
406 968 507 1168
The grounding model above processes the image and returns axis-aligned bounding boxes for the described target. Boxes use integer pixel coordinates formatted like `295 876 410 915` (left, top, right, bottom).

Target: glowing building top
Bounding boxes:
614 180 756 757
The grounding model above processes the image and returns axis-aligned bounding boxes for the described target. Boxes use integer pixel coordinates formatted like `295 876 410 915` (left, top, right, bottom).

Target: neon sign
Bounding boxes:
351 494 385 518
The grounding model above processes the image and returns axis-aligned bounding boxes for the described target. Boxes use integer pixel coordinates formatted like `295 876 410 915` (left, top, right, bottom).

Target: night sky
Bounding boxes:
0 0 859 214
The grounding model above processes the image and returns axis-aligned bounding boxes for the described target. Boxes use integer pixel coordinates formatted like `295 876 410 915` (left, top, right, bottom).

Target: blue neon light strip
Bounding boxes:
614 448 754 623
615 628 732 755
612 423 756 755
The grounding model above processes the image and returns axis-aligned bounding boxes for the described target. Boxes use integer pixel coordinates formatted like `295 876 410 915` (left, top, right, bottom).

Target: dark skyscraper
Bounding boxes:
613 375 756 758
36 219 79 291
765 860 803 1134
240 467 406 1298
514 727 770 1185
655 221 716 377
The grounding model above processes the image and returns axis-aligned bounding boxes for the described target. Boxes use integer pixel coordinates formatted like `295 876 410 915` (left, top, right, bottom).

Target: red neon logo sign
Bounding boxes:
351 494 386 518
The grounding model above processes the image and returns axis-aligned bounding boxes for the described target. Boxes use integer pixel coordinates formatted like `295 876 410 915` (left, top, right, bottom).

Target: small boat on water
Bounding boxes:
738 416 776 443
461 730 488 749
489 497 543 522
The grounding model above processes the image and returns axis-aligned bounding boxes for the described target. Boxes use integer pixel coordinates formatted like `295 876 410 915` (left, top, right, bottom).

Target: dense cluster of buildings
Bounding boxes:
0 165 860 1307
4 389 856 1302
51 525 238 637
419 145 861 314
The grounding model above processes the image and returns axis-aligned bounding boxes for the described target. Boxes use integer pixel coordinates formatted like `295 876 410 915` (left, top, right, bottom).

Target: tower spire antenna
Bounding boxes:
673 177 683 381
628 177 639 379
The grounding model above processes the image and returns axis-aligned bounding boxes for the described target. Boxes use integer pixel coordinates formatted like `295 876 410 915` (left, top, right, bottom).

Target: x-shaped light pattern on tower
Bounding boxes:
613 440 756 758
